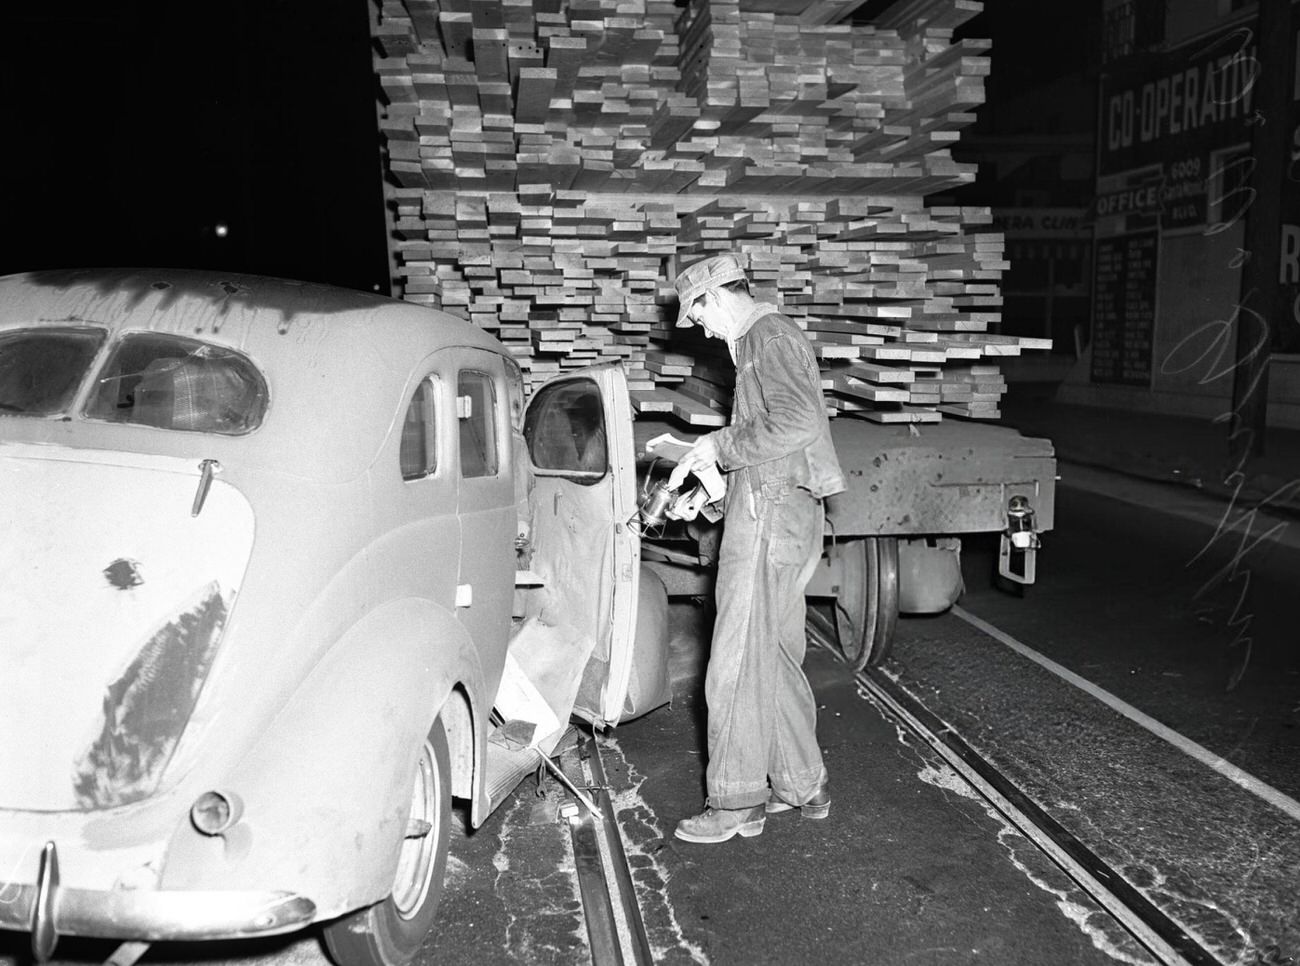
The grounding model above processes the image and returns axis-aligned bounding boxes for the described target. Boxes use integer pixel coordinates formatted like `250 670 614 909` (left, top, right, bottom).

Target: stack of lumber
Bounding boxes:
371 0 1049 425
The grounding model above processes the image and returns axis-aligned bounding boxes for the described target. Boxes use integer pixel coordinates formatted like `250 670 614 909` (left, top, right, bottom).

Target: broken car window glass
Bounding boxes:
0 327 107 416
84 333 268 435
524 379 606 480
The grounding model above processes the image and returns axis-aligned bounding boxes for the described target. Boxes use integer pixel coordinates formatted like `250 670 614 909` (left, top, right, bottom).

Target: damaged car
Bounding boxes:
0 268 671 966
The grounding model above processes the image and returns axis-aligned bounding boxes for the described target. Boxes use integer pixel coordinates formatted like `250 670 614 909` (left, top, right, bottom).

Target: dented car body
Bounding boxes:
0 268 668 966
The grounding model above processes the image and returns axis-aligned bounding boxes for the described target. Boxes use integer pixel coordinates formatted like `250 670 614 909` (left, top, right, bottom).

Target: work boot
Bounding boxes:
765 784 831 820
674 803 766 843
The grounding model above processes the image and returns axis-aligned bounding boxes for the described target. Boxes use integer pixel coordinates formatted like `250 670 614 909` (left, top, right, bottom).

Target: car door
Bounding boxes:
521 363 639 727
440 347 517 699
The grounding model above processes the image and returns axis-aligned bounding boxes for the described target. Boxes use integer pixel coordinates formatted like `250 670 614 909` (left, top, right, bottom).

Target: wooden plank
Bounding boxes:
824 372 911 403
368 0 1043 422
859 406 944 423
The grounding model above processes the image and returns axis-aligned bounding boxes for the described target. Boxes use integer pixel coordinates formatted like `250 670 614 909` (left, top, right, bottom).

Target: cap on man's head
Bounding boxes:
674 253 747 327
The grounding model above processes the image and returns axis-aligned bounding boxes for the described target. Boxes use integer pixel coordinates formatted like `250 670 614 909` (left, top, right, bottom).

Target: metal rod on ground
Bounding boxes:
488 709 603 821
537 747 604 822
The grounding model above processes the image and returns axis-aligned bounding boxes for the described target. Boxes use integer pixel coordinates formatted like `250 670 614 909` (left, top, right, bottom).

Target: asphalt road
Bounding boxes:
414 471 1300 965
7 473 1298 966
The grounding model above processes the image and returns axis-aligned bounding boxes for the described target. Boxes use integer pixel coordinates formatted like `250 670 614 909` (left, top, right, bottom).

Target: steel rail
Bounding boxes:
560 732 654 966
855 667 1219 966
565 799 623 966
583 733 656 965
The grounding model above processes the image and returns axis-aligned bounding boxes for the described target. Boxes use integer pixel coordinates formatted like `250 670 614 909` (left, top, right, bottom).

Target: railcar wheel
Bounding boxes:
819 537 899 671
323 719 451 966
865 536 899 669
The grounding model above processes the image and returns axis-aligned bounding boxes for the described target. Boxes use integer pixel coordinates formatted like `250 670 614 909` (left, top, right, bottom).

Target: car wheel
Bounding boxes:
323 719 451 966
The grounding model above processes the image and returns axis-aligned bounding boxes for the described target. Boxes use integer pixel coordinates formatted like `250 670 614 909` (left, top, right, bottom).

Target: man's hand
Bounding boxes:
682 433 719 472
668 433 720 490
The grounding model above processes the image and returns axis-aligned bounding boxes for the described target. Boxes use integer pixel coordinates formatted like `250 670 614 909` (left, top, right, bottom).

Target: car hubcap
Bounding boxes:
391 741 438 919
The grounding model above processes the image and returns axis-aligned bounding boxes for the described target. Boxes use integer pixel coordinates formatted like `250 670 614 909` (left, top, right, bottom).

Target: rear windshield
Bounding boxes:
84 333 268 434
0 327 107 416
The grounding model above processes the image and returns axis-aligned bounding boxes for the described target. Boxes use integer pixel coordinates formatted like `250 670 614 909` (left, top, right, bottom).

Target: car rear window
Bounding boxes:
84 333 268 434
0 327 107 416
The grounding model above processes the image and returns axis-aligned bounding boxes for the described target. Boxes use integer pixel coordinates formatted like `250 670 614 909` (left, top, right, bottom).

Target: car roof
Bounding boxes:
0 267 501 354
0 268 512 481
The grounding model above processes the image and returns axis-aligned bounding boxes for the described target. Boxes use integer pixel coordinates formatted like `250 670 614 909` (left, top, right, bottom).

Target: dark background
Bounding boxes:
1 1 391 293
0 0 1095 296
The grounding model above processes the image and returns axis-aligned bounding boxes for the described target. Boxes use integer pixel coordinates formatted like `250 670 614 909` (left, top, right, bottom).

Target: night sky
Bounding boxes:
1 1 1094 296
2 1 391 294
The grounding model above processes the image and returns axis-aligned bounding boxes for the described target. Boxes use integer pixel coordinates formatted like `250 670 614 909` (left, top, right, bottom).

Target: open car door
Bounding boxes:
518 363 641 729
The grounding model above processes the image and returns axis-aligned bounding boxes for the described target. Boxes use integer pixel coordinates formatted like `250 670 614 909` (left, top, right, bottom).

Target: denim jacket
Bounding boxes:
711 305 845 500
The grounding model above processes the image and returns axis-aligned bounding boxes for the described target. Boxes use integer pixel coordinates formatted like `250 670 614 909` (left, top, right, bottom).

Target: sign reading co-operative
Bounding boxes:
1098 21 1260 230
1102 26 1257 169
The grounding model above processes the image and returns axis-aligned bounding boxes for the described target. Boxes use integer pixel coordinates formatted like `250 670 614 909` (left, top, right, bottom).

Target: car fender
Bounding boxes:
160 597 490 921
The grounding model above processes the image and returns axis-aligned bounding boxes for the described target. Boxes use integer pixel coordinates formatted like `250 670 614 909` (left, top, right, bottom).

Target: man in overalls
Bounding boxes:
670 253 846 844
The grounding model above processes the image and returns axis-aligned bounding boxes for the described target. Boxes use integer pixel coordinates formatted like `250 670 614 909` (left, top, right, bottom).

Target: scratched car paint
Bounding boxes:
0 268 669 966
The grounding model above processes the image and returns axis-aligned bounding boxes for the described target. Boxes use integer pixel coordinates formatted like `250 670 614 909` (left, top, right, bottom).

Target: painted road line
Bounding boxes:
954 605 1300 825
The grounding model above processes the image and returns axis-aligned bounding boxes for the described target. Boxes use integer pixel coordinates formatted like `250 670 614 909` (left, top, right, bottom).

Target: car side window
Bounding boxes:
458 369 498 479
523 378 607 482
400 375 439 481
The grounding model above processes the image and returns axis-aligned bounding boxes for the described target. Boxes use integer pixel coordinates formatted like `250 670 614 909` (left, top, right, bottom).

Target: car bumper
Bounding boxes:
0 845 315 949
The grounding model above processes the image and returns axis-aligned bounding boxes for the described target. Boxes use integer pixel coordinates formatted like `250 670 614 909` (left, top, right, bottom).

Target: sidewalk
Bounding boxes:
998 383 1300 521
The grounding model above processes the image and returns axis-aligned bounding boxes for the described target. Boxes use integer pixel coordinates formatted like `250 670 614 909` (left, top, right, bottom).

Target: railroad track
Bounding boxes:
558 732 654 966
851 662 1221 966
559 622 1224 966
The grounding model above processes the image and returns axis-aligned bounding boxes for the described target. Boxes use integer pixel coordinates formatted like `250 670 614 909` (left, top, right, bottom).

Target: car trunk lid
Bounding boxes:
0 442 255 811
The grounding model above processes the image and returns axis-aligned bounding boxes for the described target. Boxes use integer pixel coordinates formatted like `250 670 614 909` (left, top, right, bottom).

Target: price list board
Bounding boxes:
1089 231 1158 386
